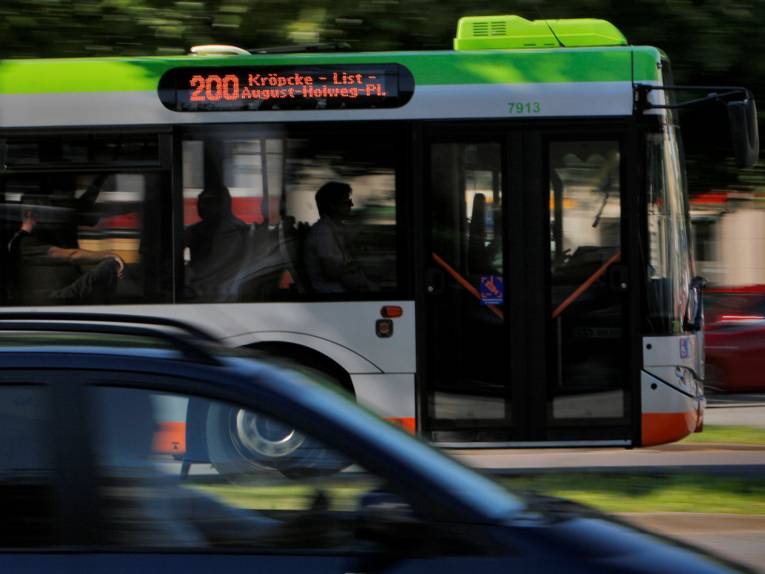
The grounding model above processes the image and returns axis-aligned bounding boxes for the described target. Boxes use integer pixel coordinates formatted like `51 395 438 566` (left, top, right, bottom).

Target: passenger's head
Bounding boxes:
197 186 232 222
315 182 353 220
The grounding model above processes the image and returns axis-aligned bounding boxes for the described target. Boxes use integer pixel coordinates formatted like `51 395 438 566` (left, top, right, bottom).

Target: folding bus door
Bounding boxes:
544 135 634 443
422 133 512 443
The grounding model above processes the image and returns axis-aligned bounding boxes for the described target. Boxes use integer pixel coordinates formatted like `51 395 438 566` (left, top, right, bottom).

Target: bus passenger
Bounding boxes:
303 181 372 293
43 173 108 249
184 186 249 300
8 194 125 304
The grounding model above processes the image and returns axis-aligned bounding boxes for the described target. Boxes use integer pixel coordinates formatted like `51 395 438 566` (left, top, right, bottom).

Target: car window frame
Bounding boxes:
0 369 100 550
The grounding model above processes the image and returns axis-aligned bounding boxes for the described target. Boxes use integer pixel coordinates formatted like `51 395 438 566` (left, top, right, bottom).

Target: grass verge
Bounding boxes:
499 473 765 515
681 425 765 445
194 472 765 516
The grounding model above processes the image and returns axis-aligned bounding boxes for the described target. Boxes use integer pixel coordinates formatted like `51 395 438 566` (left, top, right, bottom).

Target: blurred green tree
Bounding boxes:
0 0 762 196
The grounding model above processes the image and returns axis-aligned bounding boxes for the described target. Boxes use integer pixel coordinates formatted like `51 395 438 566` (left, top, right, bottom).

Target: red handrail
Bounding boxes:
431 253 504 320
552 251 621 319
432 249 621 322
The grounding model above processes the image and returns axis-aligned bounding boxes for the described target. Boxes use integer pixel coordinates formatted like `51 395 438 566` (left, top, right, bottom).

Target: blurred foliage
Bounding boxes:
0 0 763 194
2 0 764 83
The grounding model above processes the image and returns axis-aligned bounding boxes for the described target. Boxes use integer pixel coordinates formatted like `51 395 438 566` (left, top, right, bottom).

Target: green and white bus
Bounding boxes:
1 15 759 454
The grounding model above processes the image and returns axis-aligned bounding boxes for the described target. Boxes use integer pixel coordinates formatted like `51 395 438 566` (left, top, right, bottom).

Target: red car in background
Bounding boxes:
704 285 765 393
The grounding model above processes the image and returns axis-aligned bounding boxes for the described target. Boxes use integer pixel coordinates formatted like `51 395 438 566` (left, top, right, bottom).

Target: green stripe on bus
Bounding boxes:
0 47 660 94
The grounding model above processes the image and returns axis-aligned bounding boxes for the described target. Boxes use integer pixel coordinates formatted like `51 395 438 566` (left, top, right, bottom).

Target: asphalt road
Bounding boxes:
619 513 765 573
448 442 765 476
706 393 765 428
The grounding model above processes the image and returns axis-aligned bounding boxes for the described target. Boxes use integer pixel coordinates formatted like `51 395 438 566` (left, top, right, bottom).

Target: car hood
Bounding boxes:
499 493 749 573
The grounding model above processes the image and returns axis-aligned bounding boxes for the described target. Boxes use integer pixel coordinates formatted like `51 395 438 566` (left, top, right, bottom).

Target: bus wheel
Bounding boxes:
206 403 349 480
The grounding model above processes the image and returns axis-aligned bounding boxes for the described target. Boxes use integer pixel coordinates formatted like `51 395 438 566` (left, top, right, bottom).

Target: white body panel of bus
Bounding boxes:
18 301 417 425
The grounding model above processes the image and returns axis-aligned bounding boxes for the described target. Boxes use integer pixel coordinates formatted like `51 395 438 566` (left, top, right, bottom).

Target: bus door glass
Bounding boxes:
425 140 509 441
547 139 631 437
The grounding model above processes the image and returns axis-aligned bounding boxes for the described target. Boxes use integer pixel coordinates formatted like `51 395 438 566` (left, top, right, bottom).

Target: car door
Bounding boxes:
22 371 517 573
0 369 102 562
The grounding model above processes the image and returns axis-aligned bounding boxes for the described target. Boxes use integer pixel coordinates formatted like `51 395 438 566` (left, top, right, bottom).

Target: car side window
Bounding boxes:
0 385 58 548
87 386 414 552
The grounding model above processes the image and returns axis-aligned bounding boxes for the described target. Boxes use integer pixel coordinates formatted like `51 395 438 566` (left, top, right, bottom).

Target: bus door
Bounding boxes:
422 133 512 442
543 136 633 443
422 128 635 444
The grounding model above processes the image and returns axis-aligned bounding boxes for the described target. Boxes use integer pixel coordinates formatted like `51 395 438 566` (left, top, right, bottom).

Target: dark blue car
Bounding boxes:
0 313 745 572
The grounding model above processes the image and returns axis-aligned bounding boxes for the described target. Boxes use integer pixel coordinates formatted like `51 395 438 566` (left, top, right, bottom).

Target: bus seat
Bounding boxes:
468 193 490 275
5 231 22 303
277 218 310 295
221 224 290 301
3 231 47 305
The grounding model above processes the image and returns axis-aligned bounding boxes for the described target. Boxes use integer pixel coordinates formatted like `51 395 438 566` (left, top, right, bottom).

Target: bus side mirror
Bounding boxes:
727 98 760 168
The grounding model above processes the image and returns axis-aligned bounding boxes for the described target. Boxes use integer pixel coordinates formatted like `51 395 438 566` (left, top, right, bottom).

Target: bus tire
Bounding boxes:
204 343 356 479
206 401 350 480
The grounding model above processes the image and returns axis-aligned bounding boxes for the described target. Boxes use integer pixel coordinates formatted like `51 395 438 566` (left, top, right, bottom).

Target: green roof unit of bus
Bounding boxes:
454 15 628 50
0 47 662 97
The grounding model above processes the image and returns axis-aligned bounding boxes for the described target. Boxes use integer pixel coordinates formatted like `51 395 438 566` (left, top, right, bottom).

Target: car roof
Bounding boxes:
0 311 225 361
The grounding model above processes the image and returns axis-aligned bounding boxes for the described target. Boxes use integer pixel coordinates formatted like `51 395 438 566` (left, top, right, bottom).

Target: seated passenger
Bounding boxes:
303 181 373 293
8 194 125 305
43 173 108 249
184 186 249 300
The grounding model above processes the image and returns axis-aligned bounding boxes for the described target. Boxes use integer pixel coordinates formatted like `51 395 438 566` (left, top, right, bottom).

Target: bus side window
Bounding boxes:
181 131 400 302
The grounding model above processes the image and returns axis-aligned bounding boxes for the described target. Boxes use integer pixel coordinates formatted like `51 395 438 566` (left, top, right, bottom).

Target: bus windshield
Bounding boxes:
646 125 693 335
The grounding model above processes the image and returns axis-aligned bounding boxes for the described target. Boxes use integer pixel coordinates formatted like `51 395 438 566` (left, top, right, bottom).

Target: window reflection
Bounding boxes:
89 387 405 551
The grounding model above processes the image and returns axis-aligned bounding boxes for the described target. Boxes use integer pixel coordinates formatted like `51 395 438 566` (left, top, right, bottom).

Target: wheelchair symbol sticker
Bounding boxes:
679 338 689 359
480 275 504 305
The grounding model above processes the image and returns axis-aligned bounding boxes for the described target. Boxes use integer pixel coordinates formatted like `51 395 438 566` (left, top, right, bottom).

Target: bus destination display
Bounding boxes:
159 64 414 112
